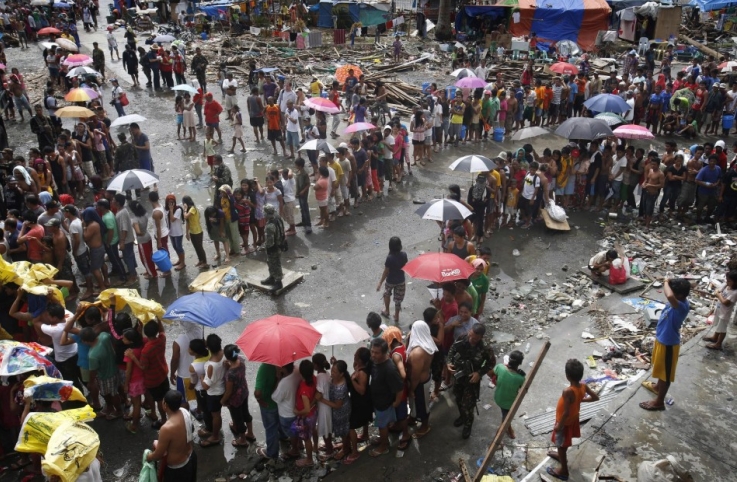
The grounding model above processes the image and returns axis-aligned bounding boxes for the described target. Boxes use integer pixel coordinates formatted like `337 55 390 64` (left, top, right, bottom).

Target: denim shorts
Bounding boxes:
374 406 397 429
279 415 296 438
286 130 300 148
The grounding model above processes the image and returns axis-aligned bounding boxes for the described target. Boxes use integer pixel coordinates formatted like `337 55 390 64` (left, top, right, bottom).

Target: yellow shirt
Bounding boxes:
220 196 232 222
187 206 203 235
556 156 572 188
487 170 501 198
310 81 323 97
329 160 344 180
535 86 546 108
506 187 519 209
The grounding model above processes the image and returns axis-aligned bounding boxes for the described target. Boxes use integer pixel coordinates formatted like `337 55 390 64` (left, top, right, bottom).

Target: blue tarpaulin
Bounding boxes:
196 1 232 17
455 6 507 32
688 0 737 10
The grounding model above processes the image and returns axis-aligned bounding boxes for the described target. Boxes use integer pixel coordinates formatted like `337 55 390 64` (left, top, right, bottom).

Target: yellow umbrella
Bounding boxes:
64 88 92 102
16 405 96 454
55 106 96 118
42 421 99 482
97 288 166 324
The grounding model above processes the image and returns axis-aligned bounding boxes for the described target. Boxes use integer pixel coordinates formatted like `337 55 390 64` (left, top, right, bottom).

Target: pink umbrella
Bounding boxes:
344 122 376 134
305 97 340 114
455 76 487 89
80 87 100 99
0 63 6 70
550 62 579 76
63 54 93 67
613 124 654 140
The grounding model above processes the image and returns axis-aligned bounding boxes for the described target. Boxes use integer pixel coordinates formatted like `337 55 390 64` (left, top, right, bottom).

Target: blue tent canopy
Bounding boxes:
688 0 737 10
196 1 232 17
455 6 507 32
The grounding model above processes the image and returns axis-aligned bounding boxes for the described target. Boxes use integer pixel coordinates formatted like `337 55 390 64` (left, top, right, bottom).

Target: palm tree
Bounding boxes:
435 0 452 40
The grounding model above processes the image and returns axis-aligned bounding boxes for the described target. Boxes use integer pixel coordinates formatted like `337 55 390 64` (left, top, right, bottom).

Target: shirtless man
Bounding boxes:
146 390 197 482
661 141 676 168
82 210 110 293
676 154 701 218
150 191 171 278
641 158 665 229
407 315 437 438
47 218 80 299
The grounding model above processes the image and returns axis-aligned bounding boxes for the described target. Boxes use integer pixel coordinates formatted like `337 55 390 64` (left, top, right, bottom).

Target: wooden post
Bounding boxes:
469 341 551 482
678 34 719 59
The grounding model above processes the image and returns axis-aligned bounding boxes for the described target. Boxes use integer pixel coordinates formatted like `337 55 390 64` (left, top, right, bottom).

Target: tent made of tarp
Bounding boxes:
196 0 233 17
314 0 391 27
509 0 611 51
688 0 737 11
455 6 510 32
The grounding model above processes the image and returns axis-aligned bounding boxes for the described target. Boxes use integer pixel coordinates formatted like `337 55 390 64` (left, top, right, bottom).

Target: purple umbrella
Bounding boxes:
455 77 487 89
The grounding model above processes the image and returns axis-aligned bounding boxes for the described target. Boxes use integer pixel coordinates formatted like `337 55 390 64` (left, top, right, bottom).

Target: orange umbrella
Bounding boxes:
335 65 362 84
64 88 91 102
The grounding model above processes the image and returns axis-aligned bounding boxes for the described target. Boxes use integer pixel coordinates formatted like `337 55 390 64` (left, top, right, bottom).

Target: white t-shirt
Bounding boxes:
69 218 87 256
521 172 540 200
174 333 194 378
168 207 184 238
383 134 395 159
107 33 118 48
339 157 351 185
271 370 302 418
152 206 170 238
40 323 77 362
433 104 443 127
624 98 635 121
223 79 238 91
716 282 737 320
611 156 628 182
326 166 336 196
286 108 300 132
279 90 297 112
281 177 296 203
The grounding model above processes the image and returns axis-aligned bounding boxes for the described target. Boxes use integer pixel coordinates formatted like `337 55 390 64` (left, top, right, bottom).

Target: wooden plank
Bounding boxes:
678 34 719 59
578 269 647 295
237 257 303 295
541 210 571 231
470 341 551 482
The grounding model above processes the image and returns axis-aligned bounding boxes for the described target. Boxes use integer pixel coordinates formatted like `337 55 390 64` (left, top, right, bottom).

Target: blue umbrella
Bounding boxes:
583 94 630 114
163 292 242 328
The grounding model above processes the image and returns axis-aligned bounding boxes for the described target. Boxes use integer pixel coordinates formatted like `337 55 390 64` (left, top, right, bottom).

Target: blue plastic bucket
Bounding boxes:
320 91 329 98
723 114 734 130
493 127 505 142
446 86 457 100
151 250 172 272
422 82 432 94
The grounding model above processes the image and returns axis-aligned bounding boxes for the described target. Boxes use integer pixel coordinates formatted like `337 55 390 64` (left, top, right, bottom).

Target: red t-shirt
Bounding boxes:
25 224 46 261
295 377 317 416
440 298 458 352
141 333 168 388
204 101 223 124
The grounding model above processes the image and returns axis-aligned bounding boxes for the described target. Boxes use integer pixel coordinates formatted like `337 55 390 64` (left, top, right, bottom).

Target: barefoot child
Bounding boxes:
228 105 246 154
547 359 599 481
503 178 519 227
203 128 217 175
639 278 691 412
492 350 525 439
122 328 145 433
703 270 737 350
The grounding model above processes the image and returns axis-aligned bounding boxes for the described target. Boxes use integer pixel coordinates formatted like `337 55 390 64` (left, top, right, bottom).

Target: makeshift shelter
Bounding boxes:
454 5 510 33
509 0 611 51
314 0 391 28
688 0 737 11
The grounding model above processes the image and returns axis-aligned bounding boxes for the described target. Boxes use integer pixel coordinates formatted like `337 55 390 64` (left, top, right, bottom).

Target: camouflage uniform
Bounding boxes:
447 334 496 430
264 214 284 282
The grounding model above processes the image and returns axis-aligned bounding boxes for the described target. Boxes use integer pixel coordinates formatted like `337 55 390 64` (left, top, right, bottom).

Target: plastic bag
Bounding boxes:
546 200 567 222
609 259 627 285
15 405 96 454
637 456 693 482
41 421 99 482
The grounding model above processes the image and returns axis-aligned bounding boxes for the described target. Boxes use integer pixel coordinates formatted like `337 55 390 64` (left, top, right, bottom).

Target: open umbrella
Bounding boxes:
55 38 79 52
172 84 198 94
37 27 61 35
62 54 93 67
164 291 242 328
671 88 695 111
153 34 176 43
311 319 370 356
66 66 99 77
344 122 376 134
299 139 337 154
335 65 362 83
455 76 487 89
415 199 472 222
403 252 475 283
613 124 655 140
584 93 630 114
549 62 579 75
555 117 613 140
64 88 92 102
107 169 159 191
721 61 737 73
236 315 322 366
110 114 147 127
594 112 625 126
304 97 340 114
53 106 96 118
511 126 549 141
449 155 497 172
451 68 476 78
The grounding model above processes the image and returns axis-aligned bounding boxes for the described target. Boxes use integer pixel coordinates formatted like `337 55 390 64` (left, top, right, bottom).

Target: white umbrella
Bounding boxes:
107 169 159 191
299 139 337 154
172 84 198 94
311 319 370 355
110 114 147 128
67 66 99 77
41 42 59 50
511 126 549 141
451 68 476 78
448 155 497 173
153 34 176 44
415 199 472 222
31 0 49 5
55 38 79 52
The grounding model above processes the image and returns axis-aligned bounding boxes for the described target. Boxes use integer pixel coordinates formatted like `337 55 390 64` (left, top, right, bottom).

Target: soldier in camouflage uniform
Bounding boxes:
261 204 284 292
447 323 496 438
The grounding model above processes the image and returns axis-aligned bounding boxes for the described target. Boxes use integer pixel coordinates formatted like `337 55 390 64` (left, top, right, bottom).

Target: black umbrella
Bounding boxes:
554 118 613 140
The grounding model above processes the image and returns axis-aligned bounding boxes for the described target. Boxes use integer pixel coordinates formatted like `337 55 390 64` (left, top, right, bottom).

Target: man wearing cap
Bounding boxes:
147 45 161 91
110 79 126 117
261 204 284 292
92 42 105 82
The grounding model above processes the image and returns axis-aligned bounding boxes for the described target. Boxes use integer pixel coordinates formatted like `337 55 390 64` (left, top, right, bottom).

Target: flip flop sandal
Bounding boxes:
397 438 411 450
231 440 249 447
412 427 431 439
546 466 569 481
641 380 658 395
343 454 360 465
369 448 389 457
639 401 666 411
200 438 221 448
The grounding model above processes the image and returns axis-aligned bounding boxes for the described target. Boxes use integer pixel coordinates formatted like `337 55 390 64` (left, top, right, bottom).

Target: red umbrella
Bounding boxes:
402 252 475 283
37 27 62 36
236 315 321 366
550 62 579 76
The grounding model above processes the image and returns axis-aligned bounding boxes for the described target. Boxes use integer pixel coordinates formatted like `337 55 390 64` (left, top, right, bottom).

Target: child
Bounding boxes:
233 188 251 254
175 95 184 140
316 359 351 461
125 319 169 429
546 359 599 481
228 105 246 154
122 328 145 434
203 128 217 175
640 278 691 412
493 350 525 439
703 270 737 350
504 178 519 227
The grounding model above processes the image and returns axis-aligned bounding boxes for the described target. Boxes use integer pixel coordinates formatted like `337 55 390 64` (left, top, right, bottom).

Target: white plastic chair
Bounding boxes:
638 37 649 55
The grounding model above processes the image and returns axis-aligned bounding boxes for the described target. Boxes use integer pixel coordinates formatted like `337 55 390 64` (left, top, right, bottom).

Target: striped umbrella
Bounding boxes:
107 169 159 191
64 88 92 102
415 199 472 222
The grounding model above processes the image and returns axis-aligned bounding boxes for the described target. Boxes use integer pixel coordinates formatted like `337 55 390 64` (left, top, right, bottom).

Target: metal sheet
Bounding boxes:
524 393 619 435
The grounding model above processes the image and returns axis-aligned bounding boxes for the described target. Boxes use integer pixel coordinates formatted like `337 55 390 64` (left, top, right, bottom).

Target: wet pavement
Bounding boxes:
4 29 736 482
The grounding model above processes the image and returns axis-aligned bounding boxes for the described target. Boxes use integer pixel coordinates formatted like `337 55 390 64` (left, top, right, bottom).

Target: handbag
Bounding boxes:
119 92 130 107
